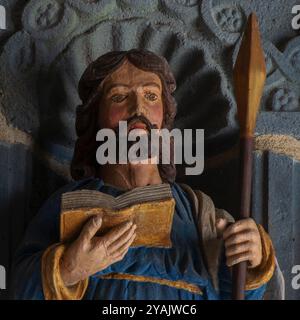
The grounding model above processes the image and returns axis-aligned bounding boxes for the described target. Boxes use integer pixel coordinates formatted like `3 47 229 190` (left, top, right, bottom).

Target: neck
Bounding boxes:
98 163 163 190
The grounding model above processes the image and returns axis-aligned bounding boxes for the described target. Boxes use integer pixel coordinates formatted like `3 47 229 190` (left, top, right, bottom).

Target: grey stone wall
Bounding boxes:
0 0 300 299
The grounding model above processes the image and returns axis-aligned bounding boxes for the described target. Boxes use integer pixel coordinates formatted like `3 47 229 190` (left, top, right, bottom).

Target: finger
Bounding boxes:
224 229 257 248
225 241 252 258
79 215 103 242
223 219 256 240
216 218 229 238
226 252 251 267
107 224 137 255
104 221 134 246
111 233 136 261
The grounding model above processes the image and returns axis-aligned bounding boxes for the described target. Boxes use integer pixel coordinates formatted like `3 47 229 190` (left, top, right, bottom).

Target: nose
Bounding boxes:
129 91 146 116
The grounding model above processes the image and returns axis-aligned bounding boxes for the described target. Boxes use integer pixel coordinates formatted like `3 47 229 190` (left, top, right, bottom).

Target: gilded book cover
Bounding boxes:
60 184 175 248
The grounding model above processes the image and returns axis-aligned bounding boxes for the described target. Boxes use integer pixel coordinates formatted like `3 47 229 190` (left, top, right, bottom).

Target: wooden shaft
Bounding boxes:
232 136 254 300
232 261 247 300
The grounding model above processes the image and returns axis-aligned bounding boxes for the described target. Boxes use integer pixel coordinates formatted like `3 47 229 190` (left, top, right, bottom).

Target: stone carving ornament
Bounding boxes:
0 0 299 164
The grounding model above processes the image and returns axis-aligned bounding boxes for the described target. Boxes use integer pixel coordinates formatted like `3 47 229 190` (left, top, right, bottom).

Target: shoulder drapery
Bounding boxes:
179 183 276 294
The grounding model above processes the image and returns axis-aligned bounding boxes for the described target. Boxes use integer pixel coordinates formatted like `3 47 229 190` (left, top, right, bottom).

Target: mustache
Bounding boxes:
113 114 158 133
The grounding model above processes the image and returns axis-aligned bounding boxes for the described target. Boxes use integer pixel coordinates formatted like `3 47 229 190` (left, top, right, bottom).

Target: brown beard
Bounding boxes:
95 114 176 182
112 115 159 161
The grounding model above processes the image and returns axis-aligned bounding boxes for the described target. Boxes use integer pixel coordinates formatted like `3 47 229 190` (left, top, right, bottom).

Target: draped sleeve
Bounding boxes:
10 179 93 299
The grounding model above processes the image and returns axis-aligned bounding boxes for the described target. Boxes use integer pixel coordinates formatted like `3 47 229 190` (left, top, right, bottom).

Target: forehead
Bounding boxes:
102 59 162 90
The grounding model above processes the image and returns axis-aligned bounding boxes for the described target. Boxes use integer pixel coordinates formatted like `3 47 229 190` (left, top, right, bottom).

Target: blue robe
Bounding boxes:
11 178 266 300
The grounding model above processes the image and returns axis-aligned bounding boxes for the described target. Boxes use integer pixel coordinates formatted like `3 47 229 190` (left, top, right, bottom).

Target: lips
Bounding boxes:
128 121 147 132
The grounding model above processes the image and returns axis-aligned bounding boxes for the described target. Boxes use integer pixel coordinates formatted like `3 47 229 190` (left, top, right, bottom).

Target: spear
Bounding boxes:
232 13 266 300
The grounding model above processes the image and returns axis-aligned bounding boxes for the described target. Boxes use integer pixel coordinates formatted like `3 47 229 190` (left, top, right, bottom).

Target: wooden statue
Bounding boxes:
11 31 277 300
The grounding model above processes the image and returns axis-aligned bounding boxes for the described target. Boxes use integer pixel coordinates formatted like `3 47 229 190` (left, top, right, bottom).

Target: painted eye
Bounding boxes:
111 94 127 103
144 92 158 101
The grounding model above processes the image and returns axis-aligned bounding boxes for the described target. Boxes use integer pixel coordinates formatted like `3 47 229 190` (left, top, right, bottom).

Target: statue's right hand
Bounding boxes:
59 215 136 286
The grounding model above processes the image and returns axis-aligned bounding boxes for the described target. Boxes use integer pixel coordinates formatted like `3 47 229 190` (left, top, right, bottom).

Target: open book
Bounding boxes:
60 183 175 248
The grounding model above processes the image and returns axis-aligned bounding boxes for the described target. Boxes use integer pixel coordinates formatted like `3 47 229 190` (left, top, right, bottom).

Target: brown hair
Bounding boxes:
71 49 177 182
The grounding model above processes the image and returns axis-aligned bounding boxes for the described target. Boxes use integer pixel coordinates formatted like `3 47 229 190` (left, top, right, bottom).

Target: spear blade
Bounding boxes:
234 13 266 138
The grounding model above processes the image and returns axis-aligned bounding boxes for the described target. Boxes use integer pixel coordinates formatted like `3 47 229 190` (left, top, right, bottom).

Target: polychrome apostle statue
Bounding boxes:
12 50 278 300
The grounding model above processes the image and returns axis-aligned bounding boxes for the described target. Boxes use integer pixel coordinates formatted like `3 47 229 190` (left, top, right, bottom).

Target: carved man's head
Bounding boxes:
71 49 177 182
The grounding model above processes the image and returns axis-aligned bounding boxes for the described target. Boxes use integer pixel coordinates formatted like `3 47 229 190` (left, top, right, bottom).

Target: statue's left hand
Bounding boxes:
216 218 262 268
